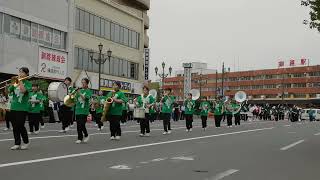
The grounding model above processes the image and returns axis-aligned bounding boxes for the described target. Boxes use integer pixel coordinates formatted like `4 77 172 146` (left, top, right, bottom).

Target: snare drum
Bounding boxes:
48 82 68 102
134 108 145 119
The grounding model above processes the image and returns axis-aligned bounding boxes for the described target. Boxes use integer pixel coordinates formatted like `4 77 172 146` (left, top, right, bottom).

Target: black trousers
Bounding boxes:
60 105 73 130
185 114 193 130
28 113 41 132
5 111 11 129
140 113 151 134
149 113 155 122
180 111 185 120
226 114 233 126
201 116 208 128
214 115 222 127
109 115 121 137
39 111 44 126
94 113 103 128
162 113 171 132
234 114 241 125
121 110 127 124
76 115 88 140
11 111 29 145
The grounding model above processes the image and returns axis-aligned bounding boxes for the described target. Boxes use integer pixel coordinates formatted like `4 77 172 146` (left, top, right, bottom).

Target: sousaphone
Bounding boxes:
189 89 200 100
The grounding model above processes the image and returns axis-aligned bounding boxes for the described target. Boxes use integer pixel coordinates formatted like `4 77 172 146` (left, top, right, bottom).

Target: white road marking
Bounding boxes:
314 132 320 136
288 132 296 134
284 125 291 127
0 127 273 168
150 158 167 162
110 165 132 170
207 169 239 180
139 161 149 164
280 140 305 151
171 156 194 161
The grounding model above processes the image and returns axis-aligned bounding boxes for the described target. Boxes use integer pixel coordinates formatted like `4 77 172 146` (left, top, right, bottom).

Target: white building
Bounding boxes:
0 0 150 96
175 62 217 76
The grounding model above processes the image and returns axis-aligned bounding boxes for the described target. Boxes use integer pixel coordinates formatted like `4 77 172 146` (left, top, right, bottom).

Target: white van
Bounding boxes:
301 109 320 121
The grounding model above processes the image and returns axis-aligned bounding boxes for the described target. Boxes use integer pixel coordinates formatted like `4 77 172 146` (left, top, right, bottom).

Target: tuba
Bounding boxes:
101 91 115 122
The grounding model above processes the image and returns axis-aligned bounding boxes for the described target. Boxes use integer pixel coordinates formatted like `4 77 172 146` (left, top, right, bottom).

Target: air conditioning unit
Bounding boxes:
316 94 320 99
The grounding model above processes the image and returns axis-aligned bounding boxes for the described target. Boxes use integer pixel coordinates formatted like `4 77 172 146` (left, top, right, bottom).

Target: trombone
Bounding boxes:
0 73 39 91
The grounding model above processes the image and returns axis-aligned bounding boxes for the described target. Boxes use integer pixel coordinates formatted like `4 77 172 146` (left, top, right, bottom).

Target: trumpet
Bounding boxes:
0 73 39 90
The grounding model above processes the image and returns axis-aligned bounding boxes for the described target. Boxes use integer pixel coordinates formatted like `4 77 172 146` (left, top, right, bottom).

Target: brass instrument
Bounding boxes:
0 73 39 90
63 88 80 107
101 91 115 122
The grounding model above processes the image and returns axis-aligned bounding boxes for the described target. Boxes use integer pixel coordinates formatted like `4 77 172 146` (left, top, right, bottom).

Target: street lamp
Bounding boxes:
89 43 112 90
155 61 172 91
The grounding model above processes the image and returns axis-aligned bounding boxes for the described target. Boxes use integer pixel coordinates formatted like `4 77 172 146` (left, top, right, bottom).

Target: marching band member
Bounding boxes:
9 67 32 150
3 90 13 131
106 81 127 140
161 88 175 135
225 99 235 127
39 91 46 129
200 96 211 130
184 93 195 132
213 96 224 128
59 77 74 133
233 101 241 126
135 86 155 137
28 83 42 135
95 91 106 131
75 78 92 144
121 95 129 125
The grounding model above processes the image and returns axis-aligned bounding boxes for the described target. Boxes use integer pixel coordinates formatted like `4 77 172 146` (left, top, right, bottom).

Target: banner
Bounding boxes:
38 47 68 80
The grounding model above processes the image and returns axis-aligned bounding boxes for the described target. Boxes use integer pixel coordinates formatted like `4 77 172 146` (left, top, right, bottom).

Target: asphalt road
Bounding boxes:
0 119 320 180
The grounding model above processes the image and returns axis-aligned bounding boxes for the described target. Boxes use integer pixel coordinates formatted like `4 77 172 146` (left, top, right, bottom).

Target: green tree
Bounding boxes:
302 0 320 32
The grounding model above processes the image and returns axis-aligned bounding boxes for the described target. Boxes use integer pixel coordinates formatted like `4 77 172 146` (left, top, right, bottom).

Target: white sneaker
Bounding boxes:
28 132 31 135
163 132 168 135
3 128 9 131
59 130 66 133
186 129 189 132
41 125 45 129
75 140 82 144
65 127 70 131
168 130 172 134
101 126 104 130
10 145 20 150
98 128 102 131
70 124 74 128
189 128 192 132
34 131 40 135
83 136 90 143
145 133 150 137
94 124 98 127
20 143 29 150
139 133 144 137
115 136 121 140
110 136 115 140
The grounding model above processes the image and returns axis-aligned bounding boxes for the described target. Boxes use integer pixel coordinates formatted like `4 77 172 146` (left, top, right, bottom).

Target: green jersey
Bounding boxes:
39 94 47 111
184 99 195 115
214 101 224 116
122 95 129 111
161 95 175 114
137 94 155 114
107 90 127 116
28 91 42 113
75 88 93 115
225 103 235 115
8 80 32 112
96 95 107 114
200 101 211 116
233 103 241 115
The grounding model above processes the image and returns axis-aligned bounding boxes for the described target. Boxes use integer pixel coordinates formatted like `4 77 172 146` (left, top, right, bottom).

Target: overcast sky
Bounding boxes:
148 0 320 80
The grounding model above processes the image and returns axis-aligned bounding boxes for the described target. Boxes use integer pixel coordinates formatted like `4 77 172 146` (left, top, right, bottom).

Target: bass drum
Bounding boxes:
134 108 145 119
48 82 68 102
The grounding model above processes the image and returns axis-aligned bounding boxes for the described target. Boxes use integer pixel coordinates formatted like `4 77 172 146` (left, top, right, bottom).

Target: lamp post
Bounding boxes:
89 43 112 90
155 62 172 92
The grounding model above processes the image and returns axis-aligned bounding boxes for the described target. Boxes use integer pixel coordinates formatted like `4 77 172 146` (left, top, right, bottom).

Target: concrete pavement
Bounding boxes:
0 119 319 180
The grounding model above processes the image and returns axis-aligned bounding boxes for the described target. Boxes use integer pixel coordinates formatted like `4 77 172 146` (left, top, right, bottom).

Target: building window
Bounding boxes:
84 11 90 33
43 26 52 47
292 83 306 88
104 20 110 40
31 23 38 42
114 24 120 43
75 9 80 30
94 16 101 37
52 30 61 49
38 25 45 45
4 14 21 38
21 20 31 41
110 22 115 42
124 28 129 46
89 14 94 34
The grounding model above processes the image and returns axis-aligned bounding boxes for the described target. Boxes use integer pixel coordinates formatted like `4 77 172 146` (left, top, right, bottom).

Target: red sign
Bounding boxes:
300 58 307 65
289 59 295 66
278 61 284 67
